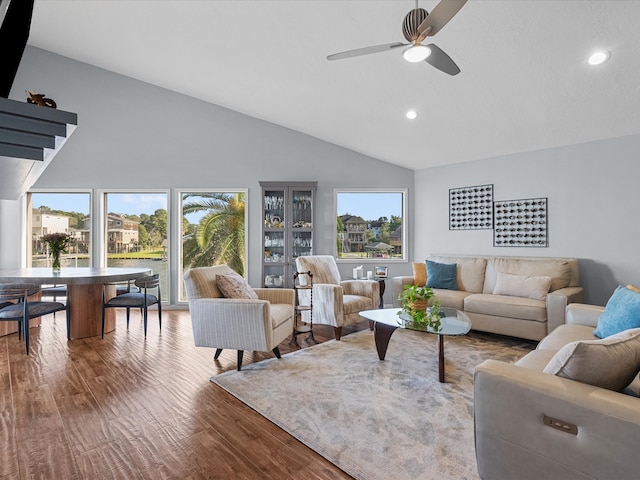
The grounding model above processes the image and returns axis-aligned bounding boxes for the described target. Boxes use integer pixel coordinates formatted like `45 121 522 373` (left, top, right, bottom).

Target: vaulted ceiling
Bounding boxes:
25 0 640 170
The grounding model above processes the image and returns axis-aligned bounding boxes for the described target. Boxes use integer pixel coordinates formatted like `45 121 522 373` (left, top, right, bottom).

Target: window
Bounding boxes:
179 190 247 302
104 192 169 296
29 192 91 268
335 189 406 261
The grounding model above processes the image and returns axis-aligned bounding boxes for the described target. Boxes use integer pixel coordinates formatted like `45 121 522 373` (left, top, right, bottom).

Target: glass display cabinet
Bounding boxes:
260 181 316 288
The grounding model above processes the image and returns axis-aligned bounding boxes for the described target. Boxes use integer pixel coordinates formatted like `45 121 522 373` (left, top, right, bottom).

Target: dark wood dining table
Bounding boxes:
0 267 152 339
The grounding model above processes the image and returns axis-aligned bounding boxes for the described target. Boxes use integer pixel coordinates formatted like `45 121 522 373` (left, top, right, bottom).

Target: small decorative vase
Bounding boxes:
52 250 61 272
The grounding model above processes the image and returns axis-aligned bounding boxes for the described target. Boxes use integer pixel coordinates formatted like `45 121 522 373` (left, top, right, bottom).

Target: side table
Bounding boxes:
375 277 386 308
291 270 316 347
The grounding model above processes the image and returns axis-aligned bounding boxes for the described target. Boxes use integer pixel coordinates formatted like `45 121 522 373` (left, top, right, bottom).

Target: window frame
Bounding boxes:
175 188 249 304
27 189 93 268
101 189 170 300
333 188 408 263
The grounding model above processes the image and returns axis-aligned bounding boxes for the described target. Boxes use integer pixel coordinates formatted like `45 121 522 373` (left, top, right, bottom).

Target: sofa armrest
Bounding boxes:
391 276 416 307
188 298 272 351
474 359 640 480
546 286 584 334
341 279 379 306
565 303 605 328
254 288 295 306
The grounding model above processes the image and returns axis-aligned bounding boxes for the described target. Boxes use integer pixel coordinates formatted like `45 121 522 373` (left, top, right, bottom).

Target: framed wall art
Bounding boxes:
449 184 494 230
494 197 548 247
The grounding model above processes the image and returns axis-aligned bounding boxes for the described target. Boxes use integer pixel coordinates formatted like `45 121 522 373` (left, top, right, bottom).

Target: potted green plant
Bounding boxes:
397 284 442 332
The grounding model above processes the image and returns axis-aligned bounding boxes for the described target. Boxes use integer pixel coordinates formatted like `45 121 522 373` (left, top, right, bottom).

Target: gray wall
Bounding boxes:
5 47 638 307
414 136 640 305
5 47 414 304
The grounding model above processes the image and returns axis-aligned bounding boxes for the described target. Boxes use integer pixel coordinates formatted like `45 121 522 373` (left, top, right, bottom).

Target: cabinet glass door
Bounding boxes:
264 189 285 230
291 188 313 260
261 182 316 288
263 188 285 287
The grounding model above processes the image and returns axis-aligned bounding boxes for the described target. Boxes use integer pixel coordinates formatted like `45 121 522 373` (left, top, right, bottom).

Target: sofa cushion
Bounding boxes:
428 255 487 293
493 272 552 301
412 262 426 286
543 327 640 392
431 289 473 311
537 324 597 351
627 284 640 293
343 295 374 315
426 260 457 290
483 258 572 294
594 285 640 338
515 349 557 370
464 293 547 322
216 273 259 299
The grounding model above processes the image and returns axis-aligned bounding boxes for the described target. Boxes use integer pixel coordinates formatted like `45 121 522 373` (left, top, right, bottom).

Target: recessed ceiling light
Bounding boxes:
588 50 610 66
406 110 418 120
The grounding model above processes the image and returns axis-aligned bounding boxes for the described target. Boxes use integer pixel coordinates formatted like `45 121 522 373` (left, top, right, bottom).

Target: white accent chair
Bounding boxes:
295 255 379 340
183 265 295 371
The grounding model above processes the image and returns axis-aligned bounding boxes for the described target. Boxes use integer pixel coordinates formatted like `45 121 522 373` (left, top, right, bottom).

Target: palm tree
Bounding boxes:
182 192 245 275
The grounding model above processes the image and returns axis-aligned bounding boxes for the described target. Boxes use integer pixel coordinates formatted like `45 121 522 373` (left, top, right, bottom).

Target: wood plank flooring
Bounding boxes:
0 309 368 479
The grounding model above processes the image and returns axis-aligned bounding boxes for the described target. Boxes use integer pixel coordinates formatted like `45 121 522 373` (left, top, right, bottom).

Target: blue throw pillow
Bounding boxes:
425 260 457 290
594 286 640 338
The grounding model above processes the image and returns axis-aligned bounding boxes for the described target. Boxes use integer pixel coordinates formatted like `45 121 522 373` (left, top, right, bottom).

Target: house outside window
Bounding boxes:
335 189 406 261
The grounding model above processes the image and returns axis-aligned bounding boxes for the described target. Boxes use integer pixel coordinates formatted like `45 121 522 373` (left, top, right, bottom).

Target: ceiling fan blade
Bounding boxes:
417 0 467 37
327 42 406 61
424 44 460 75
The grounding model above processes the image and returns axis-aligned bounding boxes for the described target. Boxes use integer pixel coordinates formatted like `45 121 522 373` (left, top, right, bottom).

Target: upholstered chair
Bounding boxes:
295 255 379 340
183 264 294 371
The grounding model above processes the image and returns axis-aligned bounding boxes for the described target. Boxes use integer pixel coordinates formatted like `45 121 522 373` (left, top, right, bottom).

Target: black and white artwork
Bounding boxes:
449 184 494 230
494 197 548 247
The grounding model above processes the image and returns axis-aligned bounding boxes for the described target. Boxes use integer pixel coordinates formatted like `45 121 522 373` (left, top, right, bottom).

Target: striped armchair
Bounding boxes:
184 265 294 371
295 255 379 340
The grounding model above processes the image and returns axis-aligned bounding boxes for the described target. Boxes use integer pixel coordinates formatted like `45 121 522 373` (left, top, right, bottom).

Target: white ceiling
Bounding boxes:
26 0 640 171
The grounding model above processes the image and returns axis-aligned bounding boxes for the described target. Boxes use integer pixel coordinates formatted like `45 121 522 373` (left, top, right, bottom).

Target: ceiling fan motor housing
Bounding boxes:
402 8 428 42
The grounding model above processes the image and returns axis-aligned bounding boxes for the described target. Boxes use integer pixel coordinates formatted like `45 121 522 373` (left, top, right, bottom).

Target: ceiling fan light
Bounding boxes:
403 45 431 63
588 50 610 66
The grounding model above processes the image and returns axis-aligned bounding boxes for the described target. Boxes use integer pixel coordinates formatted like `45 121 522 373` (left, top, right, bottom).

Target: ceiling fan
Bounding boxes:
327 0 467 76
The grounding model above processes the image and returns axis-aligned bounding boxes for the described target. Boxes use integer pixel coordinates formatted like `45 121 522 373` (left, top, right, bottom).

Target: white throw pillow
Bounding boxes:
493 272 552 301
216 273 258 299
543 328 640 392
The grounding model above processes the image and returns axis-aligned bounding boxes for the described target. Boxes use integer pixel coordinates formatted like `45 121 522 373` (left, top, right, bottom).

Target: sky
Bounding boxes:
32 191 403 223
32 192 167 216
337 192 403 222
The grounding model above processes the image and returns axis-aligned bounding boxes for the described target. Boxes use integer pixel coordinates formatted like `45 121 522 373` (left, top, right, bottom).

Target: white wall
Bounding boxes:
0 199 24 267
414 135 640 305
4 47 414 304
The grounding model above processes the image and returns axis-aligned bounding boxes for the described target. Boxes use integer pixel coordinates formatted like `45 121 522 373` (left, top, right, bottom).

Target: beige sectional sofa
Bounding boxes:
474 303 640 480
391 255 583 341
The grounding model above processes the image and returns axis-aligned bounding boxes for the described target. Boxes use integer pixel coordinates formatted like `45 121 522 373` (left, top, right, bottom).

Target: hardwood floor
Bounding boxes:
0 309 368 479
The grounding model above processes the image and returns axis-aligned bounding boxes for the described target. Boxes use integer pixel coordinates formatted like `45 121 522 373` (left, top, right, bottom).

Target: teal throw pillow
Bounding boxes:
425 260 457 290
594 286 640 338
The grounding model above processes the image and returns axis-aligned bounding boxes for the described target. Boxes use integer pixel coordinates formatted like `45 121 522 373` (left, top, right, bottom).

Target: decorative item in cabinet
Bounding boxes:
291 270 315 347
260 181 317 288
292 231 312 259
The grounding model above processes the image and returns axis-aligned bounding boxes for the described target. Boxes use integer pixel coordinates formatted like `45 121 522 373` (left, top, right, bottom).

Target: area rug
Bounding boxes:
212 329 534 480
